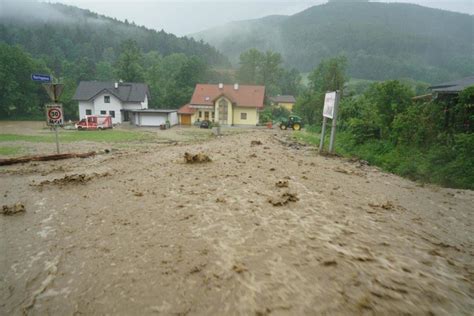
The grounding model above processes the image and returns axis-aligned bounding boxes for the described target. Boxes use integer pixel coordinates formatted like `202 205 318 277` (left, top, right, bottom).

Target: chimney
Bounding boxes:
234 83 239 90
114 82 119 89
218 83 223 89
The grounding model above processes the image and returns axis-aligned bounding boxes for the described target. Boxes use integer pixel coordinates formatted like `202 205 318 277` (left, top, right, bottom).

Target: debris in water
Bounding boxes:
2 203 25 215
184 152 211 163
268 192 299 206
334 167 350 174
368 201 402 211
276 180 289 188
321 259 337 266
232 264 248 274
36 172 110 186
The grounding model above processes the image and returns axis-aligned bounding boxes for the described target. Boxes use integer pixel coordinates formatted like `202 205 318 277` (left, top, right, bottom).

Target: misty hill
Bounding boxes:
0 1 229 72
193 2 474 83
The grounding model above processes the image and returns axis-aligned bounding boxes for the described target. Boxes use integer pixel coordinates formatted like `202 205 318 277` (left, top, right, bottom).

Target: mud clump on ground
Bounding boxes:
276 180 289 188
251 140 263 146
184 152 211 164
2 203 25 215
268 192 299 206
369 201 404 211
37 172 110 186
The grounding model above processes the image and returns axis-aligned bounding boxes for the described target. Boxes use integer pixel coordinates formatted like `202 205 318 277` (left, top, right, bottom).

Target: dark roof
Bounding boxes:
270 95 296 103
130 109 176 113
429 76 474 94
73 81 150 102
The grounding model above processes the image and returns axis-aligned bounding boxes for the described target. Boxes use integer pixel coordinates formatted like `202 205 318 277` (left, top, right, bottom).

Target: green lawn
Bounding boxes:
0 130 153 143
0 146 24 156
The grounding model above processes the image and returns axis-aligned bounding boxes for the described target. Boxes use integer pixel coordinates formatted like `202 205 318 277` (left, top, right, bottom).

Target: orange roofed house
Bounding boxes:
178 83 265 126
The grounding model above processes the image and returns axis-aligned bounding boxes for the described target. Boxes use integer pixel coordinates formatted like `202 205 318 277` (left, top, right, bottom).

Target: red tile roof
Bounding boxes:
190 84 265 108
178 104 196 114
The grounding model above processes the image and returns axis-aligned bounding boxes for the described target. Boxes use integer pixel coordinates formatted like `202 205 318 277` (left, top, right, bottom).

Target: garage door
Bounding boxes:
180 115 191 125
140 113 167 126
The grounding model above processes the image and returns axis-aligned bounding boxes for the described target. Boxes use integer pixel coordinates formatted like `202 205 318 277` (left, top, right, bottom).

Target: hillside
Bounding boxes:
0 1 230 70
193 2 474 83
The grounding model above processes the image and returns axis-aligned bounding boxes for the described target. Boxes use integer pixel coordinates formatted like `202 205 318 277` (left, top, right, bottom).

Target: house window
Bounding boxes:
109 110 115 118
240 113 247 120
104 96 110 103
85 109 92 115
199 111 202 118
218 99 228 123
100 110 106 115
212 112 215 119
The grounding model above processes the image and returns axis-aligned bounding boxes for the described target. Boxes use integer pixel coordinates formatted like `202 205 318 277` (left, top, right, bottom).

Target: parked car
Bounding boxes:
200 120 211 129
76 115 113 130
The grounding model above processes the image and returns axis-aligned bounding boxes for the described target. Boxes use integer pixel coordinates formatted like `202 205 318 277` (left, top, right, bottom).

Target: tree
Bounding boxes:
237 49 263 84
115 40 144 82
295 56 348 126
364 80 414 138
279 68 303 96
308 55 347 94
0 44 50 118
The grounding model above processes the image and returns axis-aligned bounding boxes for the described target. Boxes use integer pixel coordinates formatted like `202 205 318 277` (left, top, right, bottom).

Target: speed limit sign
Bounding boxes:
45 104 64 126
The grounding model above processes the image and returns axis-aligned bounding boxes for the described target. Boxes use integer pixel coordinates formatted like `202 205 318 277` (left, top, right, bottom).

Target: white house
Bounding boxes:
73 81 150 124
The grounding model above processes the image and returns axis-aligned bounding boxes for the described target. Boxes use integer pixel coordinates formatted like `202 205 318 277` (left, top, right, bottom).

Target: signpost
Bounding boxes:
31 74 52 83
31 74 64 154
319 91 340 154
45 104 63 154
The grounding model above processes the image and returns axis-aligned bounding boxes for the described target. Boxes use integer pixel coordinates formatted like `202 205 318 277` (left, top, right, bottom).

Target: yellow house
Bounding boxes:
178 83 265 126
270 95 297 112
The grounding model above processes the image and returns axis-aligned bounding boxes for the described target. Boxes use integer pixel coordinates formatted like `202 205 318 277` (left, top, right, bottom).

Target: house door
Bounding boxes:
218 99 228 125
181 115 191 125
123 111 130 122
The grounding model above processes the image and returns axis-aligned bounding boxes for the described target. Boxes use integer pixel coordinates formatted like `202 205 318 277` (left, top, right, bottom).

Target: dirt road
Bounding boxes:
1 129 473 315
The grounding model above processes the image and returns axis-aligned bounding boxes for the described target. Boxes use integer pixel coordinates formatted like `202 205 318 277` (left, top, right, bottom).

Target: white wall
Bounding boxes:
77 92 148 124
93 92 123 124
168 112 178 126
141 95 149 109
136 112 167 126
78 101 94 119
123 103 144 110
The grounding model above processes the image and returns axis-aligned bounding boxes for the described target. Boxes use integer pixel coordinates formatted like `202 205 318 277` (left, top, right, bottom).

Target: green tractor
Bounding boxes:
279 115 303 131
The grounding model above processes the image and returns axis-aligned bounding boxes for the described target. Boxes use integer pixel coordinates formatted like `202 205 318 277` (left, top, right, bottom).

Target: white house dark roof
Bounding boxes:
429 76 474 94
73 81 150 102
270 95 296 103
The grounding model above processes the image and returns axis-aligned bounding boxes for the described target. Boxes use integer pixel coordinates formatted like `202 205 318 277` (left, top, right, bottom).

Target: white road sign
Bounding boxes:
323 91 337 119
46 104 64 126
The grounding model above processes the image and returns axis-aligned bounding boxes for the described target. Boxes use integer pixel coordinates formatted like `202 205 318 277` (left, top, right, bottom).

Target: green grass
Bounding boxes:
0 146 24 156
0 130 153 143
293 130 474 190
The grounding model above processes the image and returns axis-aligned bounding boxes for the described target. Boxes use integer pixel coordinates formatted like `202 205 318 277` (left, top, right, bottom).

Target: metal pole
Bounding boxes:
328 91 340 153
319 117 327 153
54 125 60 154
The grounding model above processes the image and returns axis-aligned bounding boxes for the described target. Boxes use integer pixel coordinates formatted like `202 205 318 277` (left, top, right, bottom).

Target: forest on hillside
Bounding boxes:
0 1 231 119
193 2 474 83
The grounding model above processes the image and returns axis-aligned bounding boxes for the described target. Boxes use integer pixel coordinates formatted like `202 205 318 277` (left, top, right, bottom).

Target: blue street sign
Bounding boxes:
31 74 52 82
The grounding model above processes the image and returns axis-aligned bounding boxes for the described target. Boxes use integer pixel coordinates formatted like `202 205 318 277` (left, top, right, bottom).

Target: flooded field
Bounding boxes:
1 123 473 315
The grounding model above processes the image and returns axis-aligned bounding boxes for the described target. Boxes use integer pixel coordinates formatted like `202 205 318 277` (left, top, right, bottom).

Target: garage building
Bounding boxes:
130 109 178 127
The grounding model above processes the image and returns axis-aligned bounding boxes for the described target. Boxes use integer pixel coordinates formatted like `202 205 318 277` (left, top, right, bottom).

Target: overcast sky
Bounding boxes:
43 0 474 36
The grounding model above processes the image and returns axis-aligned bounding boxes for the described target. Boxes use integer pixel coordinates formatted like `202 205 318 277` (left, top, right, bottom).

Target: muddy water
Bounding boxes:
1 130 473 315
